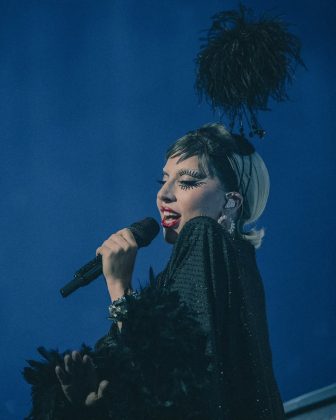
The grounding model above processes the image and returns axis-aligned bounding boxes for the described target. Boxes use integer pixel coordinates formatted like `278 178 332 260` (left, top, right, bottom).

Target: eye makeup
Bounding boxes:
178 180 205 190
177 169 206 179
162 168 206 179
158 168 207 190
156 179 206 190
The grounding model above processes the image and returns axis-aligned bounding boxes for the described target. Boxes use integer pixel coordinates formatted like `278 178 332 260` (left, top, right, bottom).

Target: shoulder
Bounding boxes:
166 216 234 273
177 216 255 257
162 216 252 285
180 215 222 231
169 216 255 272
174 215 232 247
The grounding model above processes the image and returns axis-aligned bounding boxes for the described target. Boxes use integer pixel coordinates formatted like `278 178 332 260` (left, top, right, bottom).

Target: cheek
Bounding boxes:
183 189 213 212
183 188 223 217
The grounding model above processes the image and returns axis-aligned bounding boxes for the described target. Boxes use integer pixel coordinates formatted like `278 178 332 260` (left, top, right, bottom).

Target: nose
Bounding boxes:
157 180 176 203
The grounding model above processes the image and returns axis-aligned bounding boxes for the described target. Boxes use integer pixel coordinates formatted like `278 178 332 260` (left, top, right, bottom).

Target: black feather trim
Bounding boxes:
23 345 95 419
23 275 213 419
195 4 306 137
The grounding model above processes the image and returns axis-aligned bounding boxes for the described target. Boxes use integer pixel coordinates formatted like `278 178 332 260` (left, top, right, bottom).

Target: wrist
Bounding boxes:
107 290 140 322
106 280 127 302
105 275 131 287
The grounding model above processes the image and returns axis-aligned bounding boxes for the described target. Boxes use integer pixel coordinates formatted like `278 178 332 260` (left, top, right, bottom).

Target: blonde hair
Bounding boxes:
166 123 270 249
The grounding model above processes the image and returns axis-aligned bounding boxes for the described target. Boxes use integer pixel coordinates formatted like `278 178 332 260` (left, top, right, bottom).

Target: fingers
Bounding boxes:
82 354 95 370
115 228 138 248
55 365 71 385
63 351 81 375
72 350 82 362
64 353 73 375
55 351 110 408
97 380 110 399
55 351 87 384
95 228 138 287
83 354 98 388
96 228 137 257
85 380 110 407
71 350 82 373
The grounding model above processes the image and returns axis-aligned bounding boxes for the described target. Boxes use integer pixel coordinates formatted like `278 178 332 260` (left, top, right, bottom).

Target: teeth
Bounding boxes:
163 211 180 217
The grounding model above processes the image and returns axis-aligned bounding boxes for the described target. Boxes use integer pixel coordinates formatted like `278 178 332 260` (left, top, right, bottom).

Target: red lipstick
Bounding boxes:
161 217 181 228
160 206 181 228
160 206 180 214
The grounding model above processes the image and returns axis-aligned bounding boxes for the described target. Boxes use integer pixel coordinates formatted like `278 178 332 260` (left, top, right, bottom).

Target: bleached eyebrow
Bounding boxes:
162 168 206 179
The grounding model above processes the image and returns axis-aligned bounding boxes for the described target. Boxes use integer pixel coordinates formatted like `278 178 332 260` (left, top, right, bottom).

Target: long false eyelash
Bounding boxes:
179 181 204 190
177 169 205 179
156 180 205 190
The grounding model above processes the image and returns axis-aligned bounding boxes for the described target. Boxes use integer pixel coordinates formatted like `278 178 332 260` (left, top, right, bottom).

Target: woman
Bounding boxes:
25 123 285 420
154 123 285 419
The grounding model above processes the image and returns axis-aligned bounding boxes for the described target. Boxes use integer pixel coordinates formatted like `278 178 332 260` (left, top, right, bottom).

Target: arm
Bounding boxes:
163 216 237 349
52 228 138 411
96 227 138 332
24 226 139 419
24 221 219 419
162 216 239 417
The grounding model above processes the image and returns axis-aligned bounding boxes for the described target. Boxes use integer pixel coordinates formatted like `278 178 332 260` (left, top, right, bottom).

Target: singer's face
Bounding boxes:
156 155 226 244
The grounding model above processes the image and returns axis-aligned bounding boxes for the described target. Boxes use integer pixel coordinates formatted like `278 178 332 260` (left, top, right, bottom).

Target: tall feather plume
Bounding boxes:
195 4 305 137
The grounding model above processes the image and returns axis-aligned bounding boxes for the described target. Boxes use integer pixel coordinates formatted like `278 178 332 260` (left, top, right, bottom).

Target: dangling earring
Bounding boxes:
228 218 236 235
217 214 236 235
217 214 227 225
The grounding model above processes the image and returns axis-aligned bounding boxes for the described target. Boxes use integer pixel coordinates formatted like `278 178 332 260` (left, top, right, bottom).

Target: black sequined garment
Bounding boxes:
23 216 285 420
156 216 286 420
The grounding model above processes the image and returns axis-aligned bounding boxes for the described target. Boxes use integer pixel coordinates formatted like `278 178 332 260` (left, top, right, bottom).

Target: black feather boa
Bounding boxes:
23 277 213 419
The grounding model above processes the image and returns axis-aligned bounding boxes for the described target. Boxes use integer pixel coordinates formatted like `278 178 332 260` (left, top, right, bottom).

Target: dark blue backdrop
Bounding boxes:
1 0 335 418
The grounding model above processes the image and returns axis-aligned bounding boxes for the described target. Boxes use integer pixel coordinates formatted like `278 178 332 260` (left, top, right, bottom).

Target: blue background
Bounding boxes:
1 0 335 418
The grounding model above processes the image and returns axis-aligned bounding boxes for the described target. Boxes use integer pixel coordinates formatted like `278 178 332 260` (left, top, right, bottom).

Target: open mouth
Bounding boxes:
161 212 181 228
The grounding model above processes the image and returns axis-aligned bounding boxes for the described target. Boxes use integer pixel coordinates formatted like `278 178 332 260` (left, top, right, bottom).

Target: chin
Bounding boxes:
163 227 178 244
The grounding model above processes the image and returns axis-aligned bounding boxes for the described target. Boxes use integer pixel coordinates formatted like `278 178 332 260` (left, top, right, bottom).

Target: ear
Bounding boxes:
225 198 236 208
225 192 243 211
225 191 244 209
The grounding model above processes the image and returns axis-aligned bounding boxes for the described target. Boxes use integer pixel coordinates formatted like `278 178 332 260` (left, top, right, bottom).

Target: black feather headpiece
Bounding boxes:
195 4 305 137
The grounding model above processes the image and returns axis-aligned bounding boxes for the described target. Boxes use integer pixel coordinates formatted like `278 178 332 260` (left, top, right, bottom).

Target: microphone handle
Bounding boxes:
60 217 160 298
60 256 102 298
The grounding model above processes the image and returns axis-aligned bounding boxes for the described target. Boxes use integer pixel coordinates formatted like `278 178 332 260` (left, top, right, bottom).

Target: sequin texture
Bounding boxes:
156 216 285 419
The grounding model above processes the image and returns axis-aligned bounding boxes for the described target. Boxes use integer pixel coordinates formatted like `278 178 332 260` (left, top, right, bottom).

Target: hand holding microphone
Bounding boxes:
60 218 160 298
95 227 138 301
56 218 160 407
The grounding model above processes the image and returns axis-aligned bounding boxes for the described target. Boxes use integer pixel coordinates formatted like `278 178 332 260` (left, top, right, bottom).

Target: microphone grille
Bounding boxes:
129 217 160 248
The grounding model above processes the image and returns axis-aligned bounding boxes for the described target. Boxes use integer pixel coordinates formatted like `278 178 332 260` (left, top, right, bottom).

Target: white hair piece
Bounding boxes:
227 151 270 249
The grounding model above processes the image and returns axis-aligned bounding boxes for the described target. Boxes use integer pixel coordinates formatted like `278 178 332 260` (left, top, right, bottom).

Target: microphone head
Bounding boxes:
129 217 160 248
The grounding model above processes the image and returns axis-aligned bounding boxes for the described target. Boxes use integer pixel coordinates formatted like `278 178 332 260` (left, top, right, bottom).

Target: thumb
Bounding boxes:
97 380 110 399
84 380 110 407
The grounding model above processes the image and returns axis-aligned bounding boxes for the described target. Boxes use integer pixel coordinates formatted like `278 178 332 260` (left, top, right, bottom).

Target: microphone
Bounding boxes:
60 217 160 298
